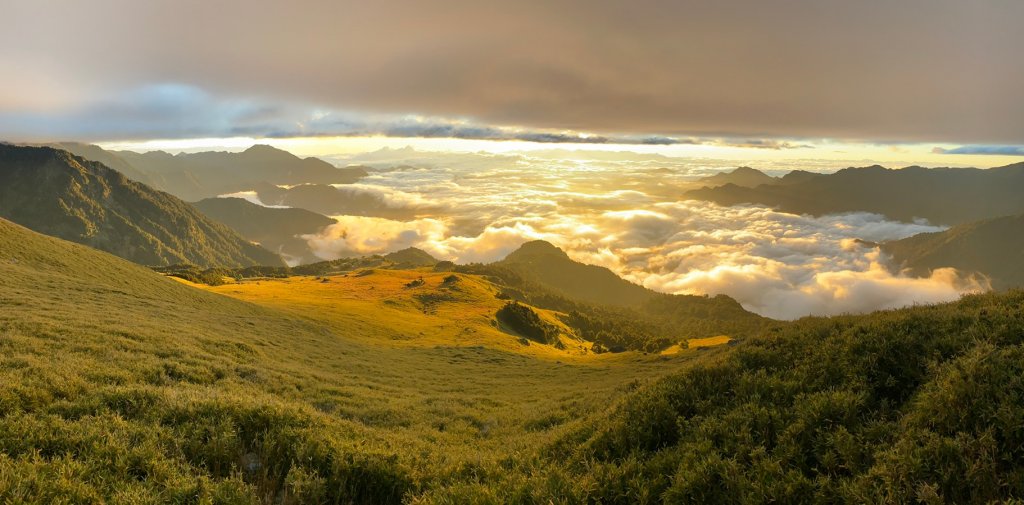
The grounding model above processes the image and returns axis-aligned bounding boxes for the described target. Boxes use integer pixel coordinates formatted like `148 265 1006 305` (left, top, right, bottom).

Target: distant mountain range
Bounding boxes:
51 142 368 201
191 197 337 265
687 163 1024 225
0 144 283 267
698 166 781 188
883 212 1024 290
252 182 425 219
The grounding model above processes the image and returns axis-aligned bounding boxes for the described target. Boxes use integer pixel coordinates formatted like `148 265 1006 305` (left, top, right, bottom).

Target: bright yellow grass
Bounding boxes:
687 335 733 348
198 270 600 360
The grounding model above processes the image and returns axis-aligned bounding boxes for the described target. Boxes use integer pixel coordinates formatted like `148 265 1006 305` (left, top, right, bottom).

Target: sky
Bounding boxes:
2 0 1023 166
1 1 1015 316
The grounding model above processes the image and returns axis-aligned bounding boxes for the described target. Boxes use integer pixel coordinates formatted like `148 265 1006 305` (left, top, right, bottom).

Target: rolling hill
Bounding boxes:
383 246 439 268
0 216 690 502
883 212 1024 290
686 162 1024 225
192 197 336 265
5 215 1024 502
458 240 765 351
0 144 283 267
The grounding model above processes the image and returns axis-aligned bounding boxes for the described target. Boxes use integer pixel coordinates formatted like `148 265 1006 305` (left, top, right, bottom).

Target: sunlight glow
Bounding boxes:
96 135 1023 169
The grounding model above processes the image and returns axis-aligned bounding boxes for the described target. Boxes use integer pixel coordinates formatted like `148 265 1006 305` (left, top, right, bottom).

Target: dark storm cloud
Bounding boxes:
1 0 1022 143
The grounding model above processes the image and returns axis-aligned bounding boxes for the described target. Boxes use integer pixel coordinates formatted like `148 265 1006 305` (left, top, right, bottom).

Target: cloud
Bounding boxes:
934 145 1024 156
0 82 818 151
643 250 985 319
293 152 983 319
303 217 448 259
715 139 815 150
2 1 1022 143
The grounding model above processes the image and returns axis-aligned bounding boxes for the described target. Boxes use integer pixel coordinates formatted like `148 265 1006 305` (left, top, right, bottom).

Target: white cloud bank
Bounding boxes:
292 150 985 319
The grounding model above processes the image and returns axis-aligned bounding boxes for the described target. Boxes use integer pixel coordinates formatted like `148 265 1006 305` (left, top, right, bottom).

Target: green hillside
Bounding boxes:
883 213 1024 290
686 163 1024 225
46 142 161 187
5 216 1024 502
0 218 686 503
0 145 283 267
550 289 1024 503
192 197 337 265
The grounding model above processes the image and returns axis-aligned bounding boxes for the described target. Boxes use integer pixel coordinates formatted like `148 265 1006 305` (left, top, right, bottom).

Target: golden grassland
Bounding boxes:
7 219 1024 502
0 219 717 502
193 269 605 359
686 335 732 348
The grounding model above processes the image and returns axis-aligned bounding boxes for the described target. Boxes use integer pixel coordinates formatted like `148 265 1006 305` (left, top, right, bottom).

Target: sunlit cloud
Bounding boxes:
272 150 986 319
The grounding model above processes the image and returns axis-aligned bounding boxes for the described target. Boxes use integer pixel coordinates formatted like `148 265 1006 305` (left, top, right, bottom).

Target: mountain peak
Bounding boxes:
242 144 296 159
244 143 283 153
731 166 761 174
698 166 777 188
383 247 438 267
505 240 570 261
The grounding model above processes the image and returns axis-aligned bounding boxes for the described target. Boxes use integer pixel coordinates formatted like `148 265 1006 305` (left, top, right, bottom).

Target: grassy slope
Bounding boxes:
196 270 597 358
547 290 1024 504
0 218 694 503
10 211 1020 502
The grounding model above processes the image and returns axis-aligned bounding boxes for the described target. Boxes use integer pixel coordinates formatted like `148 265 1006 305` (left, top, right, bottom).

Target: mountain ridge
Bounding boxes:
686 162 1024 225
191 197 336 265
0 144 283 267
883 212 1024 290
52 142 368 200
697 166 778 188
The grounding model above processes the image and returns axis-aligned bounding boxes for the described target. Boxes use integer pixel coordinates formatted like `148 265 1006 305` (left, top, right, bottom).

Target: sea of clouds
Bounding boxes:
265 149 985 319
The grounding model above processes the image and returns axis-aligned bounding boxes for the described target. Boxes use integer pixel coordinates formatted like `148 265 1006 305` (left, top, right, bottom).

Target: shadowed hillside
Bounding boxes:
253 182 427 219
458 240 765 351
498 240 651 306
192 197 336 265
883 212 1024 290
686 163 1024 225
0 145 283 267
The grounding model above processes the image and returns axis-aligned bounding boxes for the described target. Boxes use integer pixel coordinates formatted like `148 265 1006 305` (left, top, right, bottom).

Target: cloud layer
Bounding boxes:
3 1 1023 143
281 150 985 319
